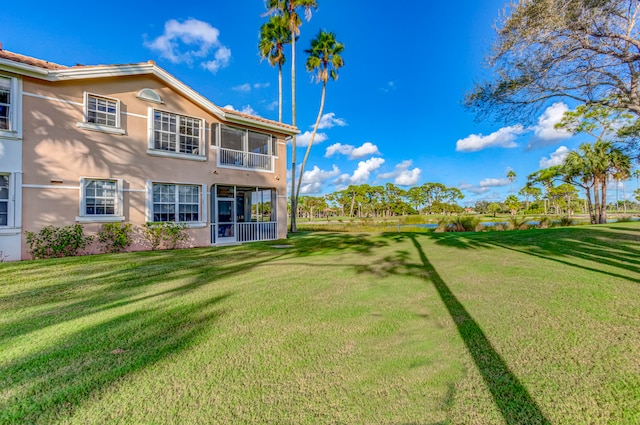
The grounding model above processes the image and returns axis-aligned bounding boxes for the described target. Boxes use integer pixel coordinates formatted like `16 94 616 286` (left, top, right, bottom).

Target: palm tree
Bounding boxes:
633 169 640 191
507 170 516 193
294 30 344 204
265 0 318 233
258 15 291 123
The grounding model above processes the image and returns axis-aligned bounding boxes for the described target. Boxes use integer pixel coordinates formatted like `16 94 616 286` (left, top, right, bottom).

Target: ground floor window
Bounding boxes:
152 183 200 222
77 178 124 222
0 174 8 226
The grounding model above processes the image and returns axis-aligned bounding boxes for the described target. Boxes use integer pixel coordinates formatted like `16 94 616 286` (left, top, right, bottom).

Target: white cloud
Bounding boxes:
539 146 570 168
378 160 421 186
325 142 380 159
296 131 328 147
222 104 260 117
456 125 525 152
317 112 347 129
253 82 270 89
240 105 259 116
299 165 341 195
201 46 231 73
479 178 510 187
145 18 231 74
528 102 572 149
467 187 491 195
232 83 251 92
336 157 385 185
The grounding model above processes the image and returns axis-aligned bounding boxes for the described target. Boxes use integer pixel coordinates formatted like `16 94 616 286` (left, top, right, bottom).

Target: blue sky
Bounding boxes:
3 0 633 204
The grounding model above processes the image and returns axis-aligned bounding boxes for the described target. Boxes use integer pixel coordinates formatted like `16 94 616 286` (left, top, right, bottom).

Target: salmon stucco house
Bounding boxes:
0 48 297 261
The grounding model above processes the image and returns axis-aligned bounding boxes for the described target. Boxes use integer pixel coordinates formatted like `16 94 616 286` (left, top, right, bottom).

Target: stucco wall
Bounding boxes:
19 74 289 259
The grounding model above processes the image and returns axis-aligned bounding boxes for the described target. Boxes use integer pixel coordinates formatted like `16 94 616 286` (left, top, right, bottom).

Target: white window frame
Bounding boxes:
0 173 10 227
145 181 207 227
76 177 125 223
147 108 206 161
0 75 22 139
0 172 22 233
76 92 125 135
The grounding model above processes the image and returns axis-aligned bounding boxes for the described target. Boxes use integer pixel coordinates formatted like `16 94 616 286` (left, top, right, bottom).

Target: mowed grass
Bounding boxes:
1 223 639 424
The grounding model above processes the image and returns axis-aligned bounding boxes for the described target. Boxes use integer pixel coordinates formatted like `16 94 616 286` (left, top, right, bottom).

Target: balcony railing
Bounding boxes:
210 221 278 244
218 148 273 171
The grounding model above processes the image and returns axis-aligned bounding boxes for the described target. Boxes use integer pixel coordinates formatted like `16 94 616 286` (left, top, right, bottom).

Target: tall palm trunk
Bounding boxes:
622 181 627 213
593 177 601 223
289 31 298 232
600 179 608 223
278 63 283 123
295 82 326 203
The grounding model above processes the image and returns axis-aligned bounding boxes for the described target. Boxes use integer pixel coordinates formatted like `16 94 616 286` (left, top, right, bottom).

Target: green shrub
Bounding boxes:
508 216 529 230
143 222 189 250
615 216 634 223
25 224 93 259
97 223 133 253
558 216 574 227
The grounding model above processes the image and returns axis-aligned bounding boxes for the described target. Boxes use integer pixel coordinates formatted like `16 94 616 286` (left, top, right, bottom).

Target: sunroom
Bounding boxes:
212 124 278 172
211 185 277 244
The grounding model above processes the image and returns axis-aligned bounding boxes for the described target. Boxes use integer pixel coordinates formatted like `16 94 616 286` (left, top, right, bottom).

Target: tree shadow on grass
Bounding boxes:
418 225 640 284
379 233 551 425
0 293 231 424
0 247 285 342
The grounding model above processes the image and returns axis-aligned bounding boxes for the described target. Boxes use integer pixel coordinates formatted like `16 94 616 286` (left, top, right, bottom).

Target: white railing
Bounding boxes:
219 148 273 171
237 222 278 242
211 222 278 244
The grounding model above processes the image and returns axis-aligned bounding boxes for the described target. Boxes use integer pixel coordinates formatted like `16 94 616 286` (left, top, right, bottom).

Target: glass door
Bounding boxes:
217 198 235 243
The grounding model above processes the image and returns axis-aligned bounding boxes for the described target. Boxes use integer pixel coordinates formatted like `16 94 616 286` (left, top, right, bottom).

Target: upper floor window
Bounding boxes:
77 93 125 135
77 178 124 222
0 75 21 137
152 110 202 156
0 77 10 131
0 174 8 226
87 95 118 127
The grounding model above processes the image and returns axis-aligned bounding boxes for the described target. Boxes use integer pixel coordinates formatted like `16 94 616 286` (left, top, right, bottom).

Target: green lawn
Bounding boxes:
1 223 639 424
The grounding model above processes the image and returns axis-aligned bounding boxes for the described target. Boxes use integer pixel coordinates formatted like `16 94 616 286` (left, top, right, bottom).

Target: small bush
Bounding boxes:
448 216 480 232
26 224 93 259
97 223 133 253
143 222 189 250
558 216 574 227
508 216 529 230
615 216 634 223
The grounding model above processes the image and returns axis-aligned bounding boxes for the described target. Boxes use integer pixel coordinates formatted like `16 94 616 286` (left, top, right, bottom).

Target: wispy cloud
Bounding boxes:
253 82 270 89
317 112 347 129
232 83 251 92
378 160 421 186
539 145 570 168
144 18 231 74
456 125 525 152
479 178 510 187
380 81 396 93
325 142 380 159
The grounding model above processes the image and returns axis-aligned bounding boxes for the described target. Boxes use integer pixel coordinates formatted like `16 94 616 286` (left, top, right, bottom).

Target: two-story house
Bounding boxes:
0 48 297 261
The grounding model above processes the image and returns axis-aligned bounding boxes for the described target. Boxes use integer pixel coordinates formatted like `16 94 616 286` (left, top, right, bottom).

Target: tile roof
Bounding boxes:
0 49 297 132
222 107 297 132
0 49 67 70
